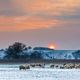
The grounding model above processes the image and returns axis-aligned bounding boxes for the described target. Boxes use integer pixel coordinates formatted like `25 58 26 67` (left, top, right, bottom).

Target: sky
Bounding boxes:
0 0 80 50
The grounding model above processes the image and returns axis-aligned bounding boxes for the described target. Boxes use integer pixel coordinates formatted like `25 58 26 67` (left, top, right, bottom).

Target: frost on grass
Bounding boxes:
0 64 80 80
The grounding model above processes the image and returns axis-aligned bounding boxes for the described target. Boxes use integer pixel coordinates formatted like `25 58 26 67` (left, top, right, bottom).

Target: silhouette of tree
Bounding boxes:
5 42 26 59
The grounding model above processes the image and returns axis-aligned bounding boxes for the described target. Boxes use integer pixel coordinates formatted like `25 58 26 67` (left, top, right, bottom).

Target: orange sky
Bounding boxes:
0 0 80 49
13 0 80 15
0 16 60 32
0 0 80 31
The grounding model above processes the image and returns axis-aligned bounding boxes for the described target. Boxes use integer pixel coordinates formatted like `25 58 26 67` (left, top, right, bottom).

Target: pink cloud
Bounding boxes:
12 0 80 15
0 16 61 32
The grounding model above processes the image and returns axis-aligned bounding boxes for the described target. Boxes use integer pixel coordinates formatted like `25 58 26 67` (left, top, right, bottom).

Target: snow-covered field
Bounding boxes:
0 64 80 80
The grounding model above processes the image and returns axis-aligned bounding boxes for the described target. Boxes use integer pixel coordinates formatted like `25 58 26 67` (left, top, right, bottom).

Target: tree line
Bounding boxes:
5 42 42 60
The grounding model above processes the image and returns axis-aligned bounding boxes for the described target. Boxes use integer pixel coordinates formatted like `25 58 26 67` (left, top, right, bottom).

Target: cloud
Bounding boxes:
0 0 80 16
12 0 80 15
0 16 61 31
0 0 80 32
0 15 80 32
0 0 25 16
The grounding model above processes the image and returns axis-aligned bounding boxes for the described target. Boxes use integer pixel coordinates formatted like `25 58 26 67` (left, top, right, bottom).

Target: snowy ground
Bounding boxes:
0 64 80 80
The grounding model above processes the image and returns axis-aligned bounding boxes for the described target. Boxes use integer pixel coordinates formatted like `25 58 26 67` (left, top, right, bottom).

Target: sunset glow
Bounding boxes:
48 45 55 49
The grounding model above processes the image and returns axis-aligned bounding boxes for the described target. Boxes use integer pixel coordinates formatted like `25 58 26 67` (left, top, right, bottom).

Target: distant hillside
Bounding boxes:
0 47 80 60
